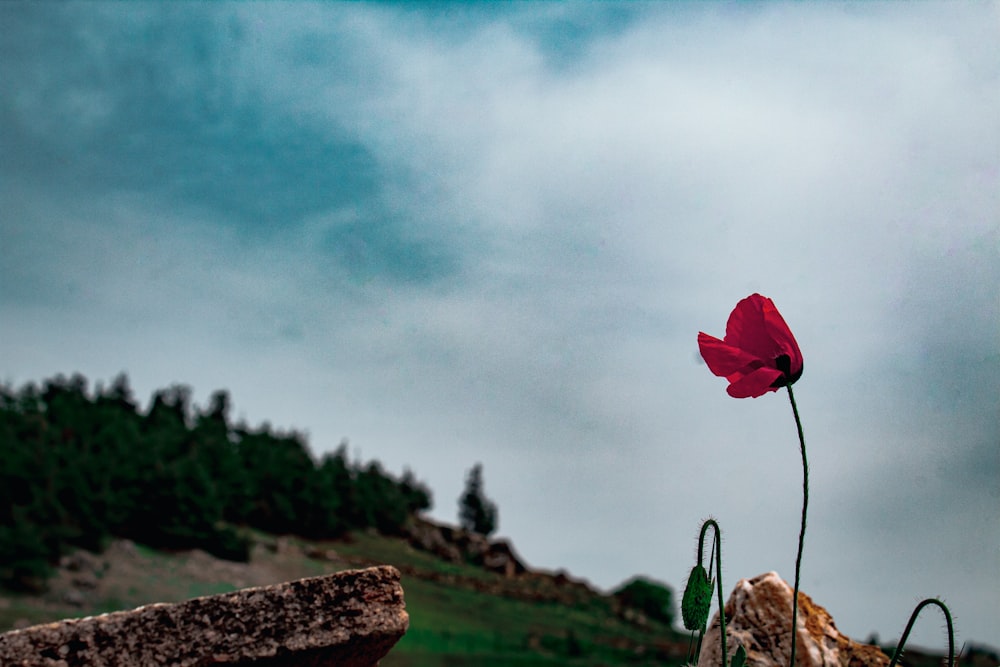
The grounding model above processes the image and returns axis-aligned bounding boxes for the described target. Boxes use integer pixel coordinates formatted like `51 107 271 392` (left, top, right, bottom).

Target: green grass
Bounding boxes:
384 572 684 666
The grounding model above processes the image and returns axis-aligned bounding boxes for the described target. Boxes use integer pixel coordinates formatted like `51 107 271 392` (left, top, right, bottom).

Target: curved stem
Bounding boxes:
786 386 808 667
698 519 727 666
888 599 955 667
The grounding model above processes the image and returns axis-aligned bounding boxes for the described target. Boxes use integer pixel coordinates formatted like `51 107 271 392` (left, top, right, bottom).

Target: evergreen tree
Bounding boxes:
399 467 433 514
192 390 250 525
236 424 316 535
40 374 109 552
354 460 408 535
300 450 350 538
91 383 146 536
458 463 498 536
0 384 57 590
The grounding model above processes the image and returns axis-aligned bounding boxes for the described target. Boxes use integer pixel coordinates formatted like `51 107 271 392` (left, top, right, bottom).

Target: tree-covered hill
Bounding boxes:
0 372 432 591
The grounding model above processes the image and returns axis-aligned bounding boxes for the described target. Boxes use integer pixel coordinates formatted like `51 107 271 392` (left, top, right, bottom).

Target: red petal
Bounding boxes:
760 299 803 374
726 367 784 398
724 294 782 361
725 294 803 375
698 332 761 378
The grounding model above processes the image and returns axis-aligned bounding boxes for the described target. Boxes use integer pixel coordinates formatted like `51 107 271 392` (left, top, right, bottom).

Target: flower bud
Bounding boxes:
681 564 712 631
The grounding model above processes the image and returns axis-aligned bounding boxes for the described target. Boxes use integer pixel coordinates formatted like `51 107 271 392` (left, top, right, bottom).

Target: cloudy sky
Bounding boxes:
2 2 997 650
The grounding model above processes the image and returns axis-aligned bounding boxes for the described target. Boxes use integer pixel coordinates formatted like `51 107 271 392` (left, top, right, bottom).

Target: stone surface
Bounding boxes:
404 516 528 577
697 571 889 667
0 565 408 667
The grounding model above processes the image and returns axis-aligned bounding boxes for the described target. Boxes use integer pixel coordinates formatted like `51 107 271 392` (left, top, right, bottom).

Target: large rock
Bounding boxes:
697 571 889 667
0 565 408 667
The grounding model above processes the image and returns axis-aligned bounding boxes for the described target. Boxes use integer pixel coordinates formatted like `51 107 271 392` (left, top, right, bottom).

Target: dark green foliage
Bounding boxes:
0 510 54 592
458 463 498 537
399 467 433 514
613 576 676 627
355 461 409 535
193 390 251 526
301 444 354 538
0 373 434 591
237 425 316 534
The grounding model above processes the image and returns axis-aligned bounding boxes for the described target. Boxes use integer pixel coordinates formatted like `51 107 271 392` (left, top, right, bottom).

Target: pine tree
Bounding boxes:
458 463 497 536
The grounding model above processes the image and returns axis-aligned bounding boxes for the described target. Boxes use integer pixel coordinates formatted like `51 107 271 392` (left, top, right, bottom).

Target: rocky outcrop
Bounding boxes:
404 516 528 577
697 571 889 667
0 565 408 667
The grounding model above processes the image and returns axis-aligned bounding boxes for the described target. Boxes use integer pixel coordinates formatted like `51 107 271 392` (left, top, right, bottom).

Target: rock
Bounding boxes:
482 539 528 578
696 572 889 667
303 545 341 563
403 516 529 576
0 565 408 667
70 572 99 590
59 552 97 574
56 551 104 595
403 517 464 563
107 539 138 560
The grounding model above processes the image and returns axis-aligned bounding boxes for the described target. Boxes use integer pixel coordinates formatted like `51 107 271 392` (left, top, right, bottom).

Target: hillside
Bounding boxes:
0 527 692 667
1 525 993 667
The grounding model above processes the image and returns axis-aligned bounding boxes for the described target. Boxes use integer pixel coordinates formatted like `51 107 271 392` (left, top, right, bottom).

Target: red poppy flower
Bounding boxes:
698 294 803 398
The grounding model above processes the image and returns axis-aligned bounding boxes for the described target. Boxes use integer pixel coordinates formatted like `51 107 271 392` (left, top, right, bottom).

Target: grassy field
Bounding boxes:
387 576 683 667
0 530 691 666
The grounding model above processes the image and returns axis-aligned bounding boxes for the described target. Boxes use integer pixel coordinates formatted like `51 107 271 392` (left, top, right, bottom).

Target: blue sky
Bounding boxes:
2 2 998 649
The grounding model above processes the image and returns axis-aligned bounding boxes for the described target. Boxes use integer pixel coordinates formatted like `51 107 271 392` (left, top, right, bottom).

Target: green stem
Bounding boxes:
787 386 808 667
888 599 955 667
688 533 715 665
698 519 727 666
692 526 718 661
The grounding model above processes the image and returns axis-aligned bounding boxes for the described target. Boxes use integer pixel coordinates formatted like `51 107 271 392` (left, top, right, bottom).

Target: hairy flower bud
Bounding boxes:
681 564 712 631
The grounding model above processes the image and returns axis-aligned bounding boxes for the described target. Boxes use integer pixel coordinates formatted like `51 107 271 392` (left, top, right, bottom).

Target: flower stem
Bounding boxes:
888 599 955 667
698 519 727 666
787 386 808 667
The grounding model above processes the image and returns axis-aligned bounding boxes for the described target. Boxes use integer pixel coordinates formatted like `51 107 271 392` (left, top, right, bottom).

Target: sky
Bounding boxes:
2 1 998 651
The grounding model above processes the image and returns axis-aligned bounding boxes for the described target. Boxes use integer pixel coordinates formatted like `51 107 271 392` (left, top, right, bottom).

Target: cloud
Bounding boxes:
1 3 457 288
